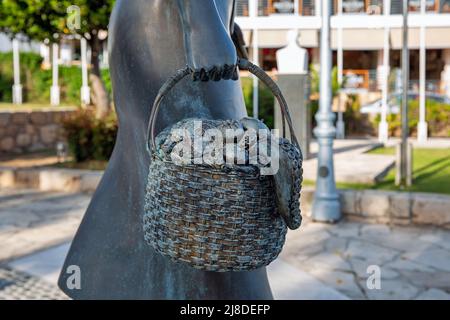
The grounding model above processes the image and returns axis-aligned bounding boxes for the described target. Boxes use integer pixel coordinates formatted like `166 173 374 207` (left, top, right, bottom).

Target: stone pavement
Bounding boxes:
0 189 89 263
280 220 450 299
386 137 450 149
1 189 450 300
304 139 395 184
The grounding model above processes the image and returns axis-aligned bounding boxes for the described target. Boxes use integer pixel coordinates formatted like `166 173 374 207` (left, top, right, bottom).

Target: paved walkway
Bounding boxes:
386 137 450 149
281 219 450 300
1 189 450 300
304 139 395 184
0 189 89 263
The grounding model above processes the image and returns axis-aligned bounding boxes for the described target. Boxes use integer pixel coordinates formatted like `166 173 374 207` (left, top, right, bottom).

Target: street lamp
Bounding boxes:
311 0 342 222
399 0 410 187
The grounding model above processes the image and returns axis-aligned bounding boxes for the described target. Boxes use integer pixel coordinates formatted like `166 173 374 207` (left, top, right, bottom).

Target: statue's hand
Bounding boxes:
177 0 239 82
190 61 238 82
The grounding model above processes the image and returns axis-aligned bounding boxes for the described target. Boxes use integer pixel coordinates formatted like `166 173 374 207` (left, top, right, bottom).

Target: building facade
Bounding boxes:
235 0 450 99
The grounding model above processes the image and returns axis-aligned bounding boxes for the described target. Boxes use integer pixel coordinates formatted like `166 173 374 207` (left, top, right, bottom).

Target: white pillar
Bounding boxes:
50 43 60 106
336 0 345 139
80 37 90 106
417 0 428 143
315 0 322 16
378 0 391 143
40 43 51 69
12 38 23 105
442 49 450 99
294 0 300 14
249 0 259 118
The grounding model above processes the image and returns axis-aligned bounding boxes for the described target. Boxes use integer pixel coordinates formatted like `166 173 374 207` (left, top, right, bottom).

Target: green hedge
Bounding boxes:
241 77 275 129
0 52 111 105
371 99 450 137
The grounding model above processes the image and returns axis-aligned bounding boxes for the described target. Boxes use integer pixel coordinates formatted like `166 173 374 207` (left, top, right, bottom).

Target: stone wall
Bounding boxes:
301 187 450 229
0 108 76 154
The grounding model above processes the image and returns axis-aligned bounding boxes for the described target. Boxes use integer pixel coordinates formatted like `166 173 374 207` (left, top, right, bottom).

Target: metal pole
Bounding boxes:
336 0 345 139
250 0 259 118
252 29 259 118
417 0 427 143
312 0 341 222
12 38 23 105
379 0 390 143
400 0 409 187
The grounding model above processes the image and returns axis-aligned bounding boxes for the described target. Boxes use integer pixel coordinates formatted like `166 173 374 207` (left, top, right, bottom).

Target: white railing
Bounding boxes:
235 0 316 16
235 0 450 17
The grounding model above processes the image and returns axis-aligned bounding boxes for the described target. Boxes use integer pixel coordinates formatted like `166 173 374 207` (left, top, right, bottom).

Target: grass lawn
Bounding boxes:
0 102 77 111
305 147 450 195
368 147 450 195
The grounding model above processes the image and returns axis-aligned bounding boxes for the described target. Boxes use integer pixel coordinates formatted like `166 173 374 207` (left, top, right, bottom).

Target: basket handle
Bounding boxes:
147 58 300 153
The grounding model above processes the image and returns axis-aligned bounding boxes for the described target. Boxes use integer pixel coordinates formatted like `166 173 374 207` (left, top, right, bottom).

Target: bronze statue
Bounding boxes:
58 0 274 299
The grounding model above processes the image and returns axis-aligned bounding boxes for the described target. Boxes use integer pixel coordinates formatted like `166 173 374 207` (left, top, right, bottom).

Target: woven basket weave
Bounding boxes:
143 58 300 272
144 160 287 272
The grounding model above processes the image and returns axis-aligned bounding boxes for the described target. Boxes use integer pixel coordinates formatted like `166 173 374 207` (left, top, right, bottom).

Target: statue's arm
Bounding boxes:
176 0 238 81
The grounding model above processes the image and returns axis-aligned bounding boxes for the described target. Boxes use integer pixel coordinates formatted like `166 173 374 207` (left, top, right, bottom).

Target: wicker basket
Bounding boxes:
143 59 300 272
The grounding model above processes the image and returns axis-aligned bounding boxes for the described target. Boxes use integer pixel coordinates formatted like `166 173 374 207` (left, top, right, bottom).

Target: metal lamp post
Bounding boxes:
399 0 410 187
311 0 341 222
250 0 259 118
417 0 428 143
336 0 345 139
379 0 391 143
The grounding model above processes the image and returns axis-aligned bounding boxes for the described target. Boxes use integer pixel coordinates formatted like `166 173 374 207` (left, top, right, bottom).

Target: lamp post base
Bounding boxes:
312 194 341 223
312 112 342 223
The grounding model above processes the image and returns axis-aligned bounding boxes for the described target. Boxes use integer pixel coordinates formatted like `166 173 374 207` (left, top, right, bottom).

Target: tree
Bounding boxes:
0 0 114 118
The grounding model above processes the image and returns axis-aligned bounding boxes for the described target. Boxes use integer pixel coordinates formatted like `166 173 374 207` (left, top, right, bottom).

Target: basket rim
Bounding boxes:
151 153 265 177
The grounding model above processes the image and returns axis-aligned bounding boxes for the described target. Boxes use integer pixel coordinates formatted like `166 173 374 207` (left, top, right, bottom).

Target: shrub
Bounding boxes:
370 98 450 137
344 94 374 136
0 52 43 102
0 52 112 105
241 77 275 129
62 109 118 162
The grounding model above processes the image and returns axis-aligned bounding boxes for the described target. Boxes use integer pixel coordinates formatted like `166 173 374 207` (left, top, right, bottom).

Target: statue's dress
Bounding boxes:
58 0 273 299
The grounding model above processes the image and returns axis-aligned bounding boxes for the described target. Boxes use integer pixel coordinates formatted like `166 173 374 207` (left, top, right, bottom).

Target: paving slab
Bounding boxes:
360 279 420 300
9 243 70 285
415 288 450 300
267 259 349 300
304 139 394 184
0 189 89 263
0 266 68 300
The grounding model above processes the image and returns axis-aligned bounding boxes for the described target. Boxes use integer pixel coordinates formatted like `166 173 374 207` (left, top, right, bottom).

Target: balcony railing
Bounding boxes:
235 0 316 16
235 0 450 17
